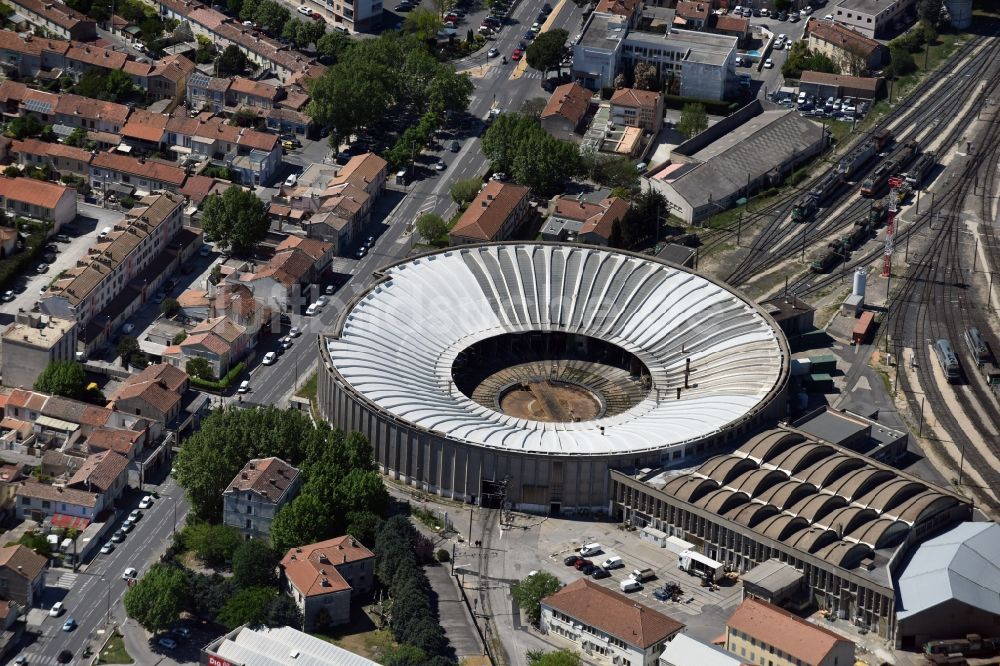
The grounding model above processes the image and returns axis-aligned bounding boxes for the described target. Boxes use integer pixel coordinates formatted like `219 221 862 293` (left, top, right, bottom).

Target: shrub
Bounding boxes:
190 362 246 391
435 548 450 563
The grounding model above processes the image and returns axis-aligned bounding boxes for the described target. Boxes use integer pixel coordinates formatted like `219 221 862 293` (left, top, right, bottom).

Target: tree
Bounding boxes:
886 47 916 78
511 572 561 625
64 127 89 148
430 0 455 18
416 213 448 244
186 357 213 381
160 297 180 318
782 41 840 79
200 187 269 256
232 540 279 588
520 97 547 119
34 361 89 400
3 114 43 140
116 336 141 368
123 564 189 633
283 19 325 49
217 44 251 76
917 0 942 24
676 102 708 139
613 72 626 89
266 594 303 628
316 31 353 61
527 650 582 666
172 331 188 345
482 113 582 195
591 155 639 191
194 34 216 64
633 61 658 91
450 178 482 207
404 8 442 41
183 523 243 567
253 0 290 34
270 492 335 553
217 586 276 629
185 572 234 621
526 29 567 77
608 218 624 248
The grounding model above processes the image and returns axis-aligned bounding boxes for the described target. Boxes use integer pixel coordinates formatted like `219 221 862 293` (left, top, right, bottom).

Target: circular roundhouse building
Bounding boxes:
318 243 789 513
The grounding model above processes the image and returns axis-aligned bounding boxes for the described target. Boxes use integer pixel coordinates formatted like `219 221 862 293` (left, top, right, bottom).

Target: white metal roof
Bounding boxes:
212 626 379 666
896 521 1000 619
328 244 786 456
659 634 742 666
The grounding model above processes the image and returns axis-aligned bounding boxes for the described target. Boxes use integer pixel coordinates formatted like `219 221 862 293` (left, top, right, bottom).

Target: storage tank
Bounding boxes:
944 0 972 29
853 268 867 298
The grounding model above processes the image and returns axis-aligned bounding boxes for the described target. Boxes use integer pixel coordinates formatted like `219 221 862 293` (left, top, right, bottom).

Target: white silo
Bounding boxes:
853 268 867 298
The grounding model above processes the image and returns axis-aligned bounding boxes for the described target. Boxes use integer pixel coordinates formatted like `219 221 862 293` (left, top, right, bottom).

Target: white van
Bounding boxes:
98 226 112 239
602 556 623 570
579 543 602 557
237 380 250 394
619 578 641 593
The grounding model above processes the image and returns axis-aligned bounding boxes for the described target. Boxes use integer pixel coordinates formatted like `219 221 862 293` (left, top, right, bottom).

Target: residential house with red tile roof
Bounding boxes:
0 83 129 135
109 363 189 427
5 0 96 41
9 138 93 179
540 82 593 142
66 450 129 498
235 246 321 313
120 109 170 150
64 42 128 75
228 77 283 110
223 457 301 540
85 426 146 459
0 176 76 228
164 315 247 378
675 0 711 30
712 15 749 46
89 152 187 194
805 17 888 73
541 195 630 246
595 0 641 26
724 598 855 666
164 114 281 185
15 451 129 525
0 463 26 522
450 181 532 245
610 87 664 133
279 535 374 630
274 236 334 274
0 30 71 78
540 578 685 664
0 544 47 607
326 152 388 198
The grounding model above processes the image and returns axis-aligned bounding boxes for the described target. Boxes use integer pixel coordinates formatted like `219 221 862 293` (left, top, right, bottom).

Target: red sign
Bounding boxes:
208 655 236 666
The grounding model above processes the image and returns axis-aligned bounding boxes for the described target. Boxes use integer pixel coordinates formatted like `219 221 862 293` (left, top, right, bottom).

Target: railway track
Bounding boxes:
719 34 1000 287
477 508 505 666
878 96 1000 511
780 63 1000 299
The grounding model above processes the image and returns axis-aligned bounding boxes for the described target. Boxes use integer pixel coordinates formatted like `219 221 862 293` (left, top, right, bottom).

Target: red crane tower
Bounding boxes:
882 177 903 277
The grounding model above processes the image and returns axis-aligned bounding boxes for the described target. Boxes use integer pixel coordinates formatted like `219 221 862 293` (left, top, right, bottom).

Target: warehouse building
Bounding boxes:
646 100 827 223
831 0 915 38
610 426 973 643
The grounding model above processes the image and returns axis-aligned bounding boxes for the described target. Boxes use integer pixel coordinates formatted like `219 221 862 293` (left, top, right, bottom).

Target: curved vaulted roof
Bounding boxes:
736 430 805 462
326 244 787 456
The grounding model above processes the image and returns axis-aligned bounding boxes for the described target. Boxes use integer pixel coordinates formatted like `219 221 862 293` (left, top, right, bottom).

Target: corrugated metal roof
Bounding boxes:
896 522 1000 619
660 634 742 666
213 626 379 666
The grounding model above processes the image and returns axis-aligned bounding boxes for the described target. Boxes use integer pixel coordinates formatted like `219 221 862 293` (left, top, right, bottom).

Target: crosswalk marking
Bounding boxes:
52 572 79 589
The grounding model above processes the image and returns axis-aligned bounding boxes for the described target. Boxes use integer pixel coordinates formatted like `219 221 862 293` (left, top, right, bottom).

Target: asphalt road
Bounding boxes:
18 479 189 665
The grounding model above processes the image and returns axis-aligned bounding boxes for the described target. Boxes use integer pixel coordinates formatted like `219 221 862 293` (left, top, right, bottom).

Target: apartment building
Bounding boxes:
223 457 301 540
164 115 280 185
6 0 96 41
0 30 70 78
572 15 737 100
280 535 375 630
1 314 77 390
540 82 593 142
540 579 685 666
804 18 888 73
610 87 664 133
109 363 189 426
832 0 915 38
41 192 184 328
450 181 532 245
121 53 196 103
0 176 77 228
0 544 47 607
724 598 855 666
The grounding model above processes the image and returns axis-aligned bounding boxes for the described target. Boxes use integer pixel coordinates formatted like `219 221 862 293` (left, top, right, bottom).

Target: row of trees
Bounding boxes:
374 516 454 665
123 537 302 633
238 0 290 36
73 68 137 103
384 111 440 169
173 407 388 548
307 33 473 150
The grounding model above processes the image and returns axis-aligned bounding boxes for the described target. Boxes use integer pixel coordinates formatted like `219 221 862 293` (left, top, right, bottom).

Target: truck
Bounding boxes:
678 550 724 581
631 568 656 582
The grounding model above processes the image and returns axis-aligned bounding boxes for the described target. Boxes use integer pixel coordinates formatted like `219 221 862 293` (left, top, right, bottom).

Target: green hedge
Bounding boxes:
191 362 246 391
0 222 48 291
664 95 739 115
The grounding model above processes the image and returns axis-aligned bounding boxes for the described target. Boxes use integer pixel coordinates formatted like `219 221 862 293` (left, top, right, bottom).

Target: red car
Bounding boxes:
573 558 593 570
511 48 523 60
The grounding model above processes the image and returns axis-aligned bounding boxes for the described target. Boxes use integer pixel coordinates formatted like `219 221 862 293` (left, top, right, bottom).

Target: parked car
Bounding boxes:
2 290 13 302
111 530 125 543
573 559 593 570
435 160 446 171
450 140 461 152
54 234 70 243
139 496 153 509
355 247 367 259
263 351 277 366
581 563 598 575
173 627 193 639
297 5 311 14
280 336 293 349
158 637 177 649
49 602 64 617
100 542 115 554
487 47 499 57
238 380 250 394
764 58 773 68
315 296 329 308
591 567 610 579
289 326 302 338
129 509 142 522
563 554 581 566
35 263 48 274
121 520 134 533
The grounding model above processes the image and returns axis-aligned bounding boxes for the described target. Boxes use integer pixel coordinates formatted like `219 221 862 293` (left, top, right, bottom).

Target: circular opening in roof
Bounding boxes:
452 332 650 422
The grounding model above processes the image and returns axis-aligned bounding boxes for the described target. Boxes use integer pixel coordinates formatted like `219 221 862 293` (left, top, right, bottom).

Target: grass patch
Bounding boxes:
296 372 317 402
97 631 133 664
310 609 394 662
816 118 853 147
411 506 445 531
